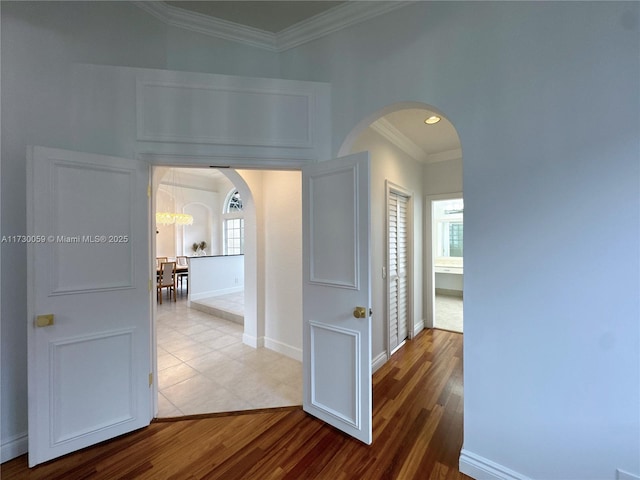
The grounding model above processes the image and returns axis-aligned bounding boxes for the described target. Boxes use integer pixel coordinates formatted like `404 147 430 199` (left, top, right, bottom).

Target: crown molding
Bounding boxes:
371 118 462 164
426 148 463 164
276 1 416 51
370 117 428 162
133 1 278 51
134 1 415 53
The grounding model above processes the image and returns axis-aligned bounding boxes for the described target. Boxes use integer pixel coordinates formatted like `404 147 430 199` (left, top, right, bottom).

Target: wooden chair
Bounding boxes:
176 256 189 294
156 257 168 270
157 261 176 304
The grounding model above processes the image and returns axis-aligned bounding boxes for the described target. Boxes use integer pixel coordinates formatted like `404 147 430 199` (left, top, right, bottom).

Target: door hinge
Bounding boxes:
147 185 151 198
149 373 153 387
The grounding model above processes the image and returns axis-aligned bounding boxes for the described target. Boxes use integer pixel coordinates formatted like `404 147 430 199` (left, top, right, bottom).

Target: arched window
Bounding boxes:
223 189 244 255
224 189 243 213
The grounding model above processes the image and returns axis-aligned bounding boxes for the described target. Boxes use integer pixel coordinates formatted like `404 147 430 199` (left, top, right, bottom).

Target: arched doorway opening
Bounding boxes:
338 101 463 365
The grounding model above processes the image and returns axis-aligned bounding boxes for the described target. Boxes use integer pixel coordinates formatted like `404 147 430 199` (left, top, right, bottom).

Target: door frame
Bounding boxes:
385 180 414 358
425 191 463 329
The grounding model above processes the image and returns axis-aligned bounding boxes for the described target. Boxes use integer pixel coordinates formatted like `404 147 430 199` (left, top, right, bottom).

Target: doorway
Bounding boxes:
152 166 303 418
387 182 413 355
430 196 464 333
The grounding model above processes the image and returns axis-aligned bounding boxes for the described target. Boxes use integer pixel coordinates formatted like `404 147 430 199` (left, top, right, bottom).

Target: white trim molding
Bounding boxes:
459 450 532 480
134 1 277 51
427 148 463 164
617 469 640 480
370 119 462 164
1 431 28 463
414 318 425 337
371 118 428 162
372 351 388 373
242 332 265 349
276 1 415 51
134 1 415 52
264 337 302 362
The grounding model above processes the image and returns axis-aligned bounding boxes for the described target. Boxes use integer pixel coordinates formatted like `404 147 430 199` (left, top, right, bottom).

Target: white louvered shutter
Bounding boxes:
389 192 409 352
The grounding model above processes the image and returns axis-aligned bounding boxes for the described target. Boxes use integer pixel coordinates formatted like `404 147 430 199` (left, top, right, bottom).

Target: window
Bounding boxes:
448 223 463 257
224 218 244 255
225 190 243 213
223 189 244 255
434 199 463 260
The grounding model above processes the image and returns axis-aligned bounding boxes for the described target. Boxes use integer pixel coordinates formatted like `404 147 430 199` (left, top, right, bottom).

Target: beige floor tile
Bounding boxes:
184 350 232 372
216 324 243 336
178 323 215 336
199 359 251 385
259 357 302 384
159 336 202 353
157 393 182 417
435 294 463 333
180 391 253 416
157 362 200 390
156 296 302 417
157 352 183 371
171 343 216 362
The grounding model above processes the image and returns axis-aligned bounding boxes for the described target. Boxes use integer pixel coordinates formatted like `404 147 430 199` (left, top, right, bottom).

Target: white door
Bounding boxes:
388 191 409 353
27 146 151 467
302 152 372 444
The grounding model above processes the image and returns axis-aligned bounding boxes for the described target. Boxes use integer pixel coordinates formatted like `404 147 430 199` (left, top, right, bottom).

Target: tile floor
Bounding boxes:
156 294 302 417
190 291 244 324
434 294 463 333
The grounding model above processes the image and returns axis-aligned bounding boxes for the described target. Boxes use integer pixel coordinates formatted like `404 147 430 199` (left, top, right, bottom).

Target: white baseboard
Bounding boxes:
414 319 425 337
371 351 388 373
190 286 243 301
242 333 264 348
1 431 28 463
459 449 531 480
264 337 302 362
618 469 640 480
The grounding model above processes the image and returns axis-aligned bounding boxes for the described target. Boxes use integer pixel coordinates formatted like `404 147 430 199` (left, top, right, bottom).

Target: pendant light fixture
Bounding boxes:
156 169 194 226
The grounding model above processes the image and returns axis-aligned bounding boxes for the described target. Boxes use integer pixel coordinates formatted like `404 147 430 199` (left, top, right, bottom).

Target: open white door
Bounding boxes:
302 152 372 444
27 147 152 467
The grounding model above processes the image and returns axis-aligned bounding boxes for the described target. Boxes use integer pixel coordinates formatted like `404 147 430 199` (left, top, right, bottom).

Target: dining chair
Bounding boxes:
156 257 168 270
157 261 176 304
176 256 189 294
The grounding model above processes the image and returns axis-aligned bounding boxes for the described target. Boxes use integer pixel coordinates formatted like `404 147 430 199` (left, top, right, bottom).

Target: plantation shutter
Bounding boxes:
389 192 409 352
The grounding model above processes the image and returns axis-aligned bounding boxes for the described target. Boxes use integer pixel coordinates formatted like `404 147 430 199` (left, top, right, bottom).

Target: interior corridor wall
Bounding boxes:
350 128 424 366
279 2 640 478
262 171 303 360
236 170 303 360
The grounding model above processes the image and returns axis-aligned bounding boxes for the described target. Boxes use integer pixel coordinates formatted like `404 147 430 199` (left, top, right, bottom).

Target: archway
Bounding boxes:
338 101 463 365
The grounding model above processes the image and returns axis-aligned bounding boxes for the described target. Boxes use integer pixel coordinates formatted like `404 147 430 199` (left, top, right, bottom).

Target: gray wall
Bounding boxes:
0 0 279 460
279 2 639 478
2 2 639 479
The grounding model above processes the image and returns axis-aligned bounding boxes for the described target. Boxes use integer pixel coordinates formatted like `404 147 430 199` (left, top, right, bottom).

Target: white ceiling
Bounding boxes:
165 1 346 33
371 108 461 163
384 109 459 155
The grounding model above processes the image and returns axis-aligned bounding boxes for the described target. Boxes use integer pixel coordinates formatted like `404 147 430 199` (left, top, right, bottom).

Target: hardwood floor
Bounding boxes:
2 329 470 480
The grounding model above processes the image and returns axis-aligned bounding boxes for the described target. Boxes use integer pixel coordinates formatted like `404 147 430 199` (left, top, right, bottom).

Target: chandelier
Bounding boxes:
155 212 194 226
156 168 194 226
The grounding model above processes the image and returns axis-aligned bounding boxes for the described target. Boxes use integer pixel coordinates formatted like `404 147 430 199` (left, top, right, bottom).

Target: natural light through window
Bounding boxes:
434 198 463 268
223 189 244 255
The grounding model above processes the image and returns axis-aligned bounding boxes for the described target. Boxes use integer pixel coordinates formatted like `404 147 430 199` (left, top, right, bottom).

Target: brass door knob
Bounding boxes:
353 306 367 319
35 314 55 327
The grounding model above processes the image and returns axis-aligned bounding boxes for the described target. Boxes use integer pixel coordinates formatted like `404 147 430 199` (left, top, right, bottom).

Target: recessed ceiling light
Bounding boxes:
424 115 441 125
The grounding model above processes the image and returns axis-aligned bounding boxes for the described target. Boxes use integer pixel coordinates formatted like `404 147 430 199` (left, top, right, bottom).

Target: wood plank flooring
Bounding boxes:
2 328 470 480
